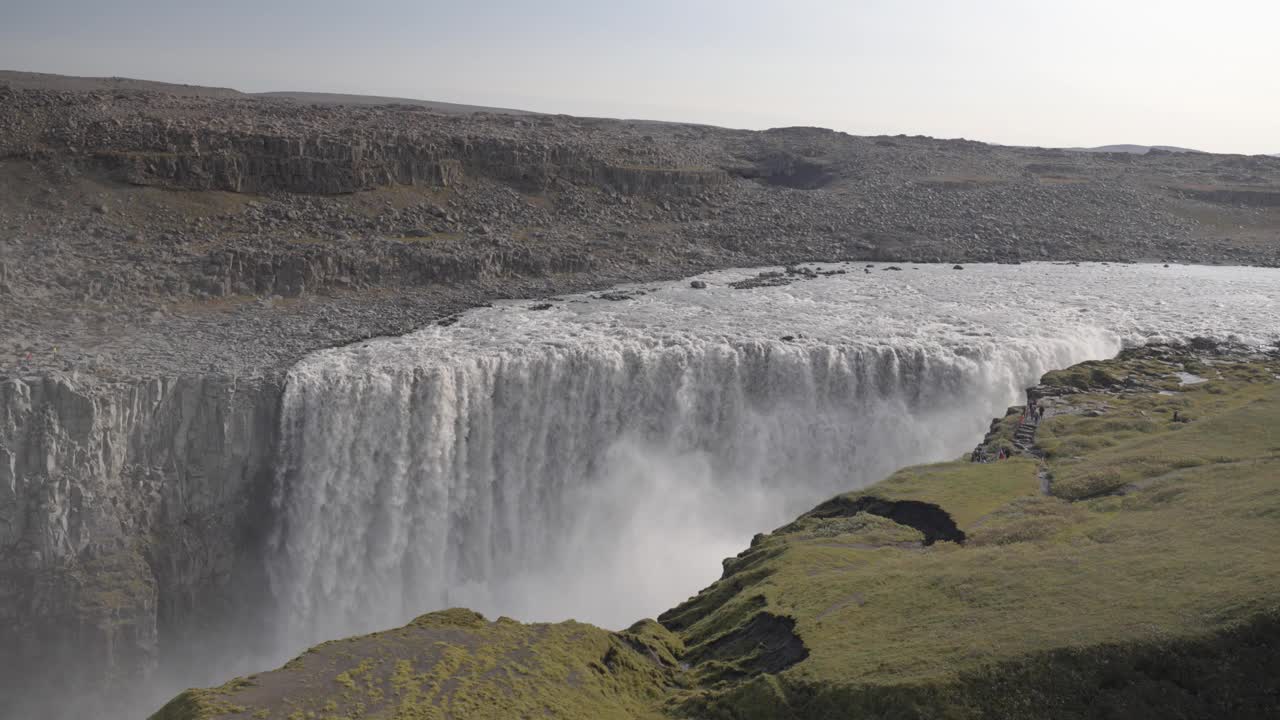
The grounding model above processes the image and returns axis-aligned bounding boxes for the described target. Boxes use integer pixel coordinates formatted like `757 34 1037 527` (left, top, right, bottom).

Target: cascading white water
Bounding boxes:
266 262 1280 655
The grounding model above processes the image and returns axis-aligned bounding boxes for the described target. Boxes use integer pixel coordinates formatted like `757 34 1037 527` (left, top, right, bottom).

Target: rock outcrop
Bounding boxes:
89 130 729 197
1177 185 1280 207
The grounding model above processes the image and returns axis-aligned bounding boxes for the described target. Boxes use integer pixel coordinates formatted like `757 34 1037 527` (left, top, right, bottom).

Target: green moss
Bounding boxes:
622 619 685 667
148 691 213 720
757 610 1280 720
1041 361 1121 390
967 496 1085 546
408 607 488 629
153 614 676 720
783 513 926 545
836 457 1040 529
147 689 252 720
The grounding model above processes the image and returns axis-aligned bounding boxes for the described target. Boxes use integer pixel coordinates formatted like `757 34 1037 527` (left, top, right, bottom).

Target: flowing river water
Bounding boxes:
262 261 1280 658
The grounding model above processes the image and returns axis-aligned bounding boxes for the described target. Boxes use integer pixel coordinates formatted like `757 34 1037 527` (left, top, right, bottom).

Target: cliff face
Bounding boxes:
0 374 280 718
189 238 596 300
62 117 730 197
1178 186 1280 207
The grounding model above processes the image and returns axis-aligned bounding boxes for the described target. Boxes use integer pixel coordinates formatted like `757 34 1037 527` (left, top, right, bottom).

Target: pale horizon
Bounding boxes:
4 0 1279 154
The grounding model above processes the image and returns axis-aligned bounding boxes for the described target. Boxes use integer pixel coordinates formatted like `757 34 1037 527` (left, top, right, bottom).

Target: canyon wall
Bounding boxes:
0 373 281 718
77 121 730 197
189 240 596 299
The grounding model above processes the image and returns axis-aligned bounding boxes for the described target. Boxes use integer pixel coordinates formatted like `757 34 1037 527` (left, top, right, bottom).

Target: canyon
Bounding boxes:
2 72 1280 718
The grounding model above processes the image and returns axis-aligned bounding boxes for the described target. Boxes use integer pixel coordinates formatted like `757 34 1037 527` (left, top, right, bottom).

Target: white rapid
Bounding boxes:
266 262 1280 653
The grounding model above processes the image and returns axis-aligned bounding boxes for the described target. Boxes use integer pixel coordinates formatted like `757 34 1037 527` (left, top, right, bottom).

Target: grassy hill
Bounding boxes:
152 343 1280 719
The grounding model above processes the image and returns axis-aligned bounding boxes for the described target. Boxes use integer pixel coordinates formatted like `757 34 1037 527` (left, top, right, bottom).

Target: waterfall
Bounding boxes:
264 261 1280 655
267 334 1107 646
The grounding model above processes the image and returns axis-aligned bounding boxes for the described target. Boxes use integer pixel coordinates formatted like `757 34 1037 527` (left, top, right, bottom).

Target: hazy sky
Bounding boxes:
3 0 1278 153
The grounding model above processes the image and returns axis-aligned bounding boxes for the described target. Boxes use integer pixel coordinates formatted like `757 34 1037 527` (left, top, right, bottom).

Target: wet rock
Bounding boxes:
729 275 794 290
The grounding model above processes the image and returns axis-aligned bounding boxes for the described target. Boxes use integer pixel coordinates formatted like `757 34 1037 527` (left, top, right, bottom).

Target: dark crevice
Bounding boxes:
803 495 966 545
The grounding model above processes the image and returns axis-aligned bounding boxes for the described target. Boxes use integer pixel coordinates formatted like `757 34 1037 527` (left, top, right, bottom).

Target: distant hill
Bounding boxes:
0 70 532 116
1065 144 1206 155
255 91 533 115
0 69 242 97
1 70 1272 151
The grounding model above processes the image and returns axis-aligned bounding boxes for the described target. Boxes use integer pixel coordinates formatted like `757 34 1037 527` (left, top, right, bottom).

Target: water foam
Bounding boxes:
267 262 1280 652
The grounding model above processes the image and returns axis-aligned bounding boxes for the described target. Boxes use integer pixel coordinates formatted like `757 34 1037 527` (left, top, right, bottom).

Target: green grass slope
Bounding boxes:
153 344 1280 719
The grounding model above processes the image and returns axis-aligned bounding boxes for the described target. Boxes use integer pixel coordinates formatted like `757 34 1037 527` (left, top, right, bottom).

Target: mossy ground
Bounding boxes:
150 608 681 720
153 345 1280 719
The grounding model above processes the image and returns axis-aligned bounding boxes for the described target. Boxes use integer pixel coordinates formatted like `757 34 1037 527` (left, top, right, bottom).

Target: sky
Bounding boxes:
2 0 1278 154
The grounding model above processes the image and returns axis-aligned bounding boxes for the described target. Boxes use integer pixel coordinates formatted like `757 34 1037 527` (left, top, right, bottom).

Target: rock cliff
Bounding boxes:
89 130 728 198
0 374 280 718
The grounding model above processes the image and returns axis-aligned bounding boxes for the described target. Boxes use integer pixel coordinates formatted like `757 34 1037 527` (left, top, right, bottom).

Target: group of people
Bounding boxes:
972 400 1048 463
1018 402 1047 426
